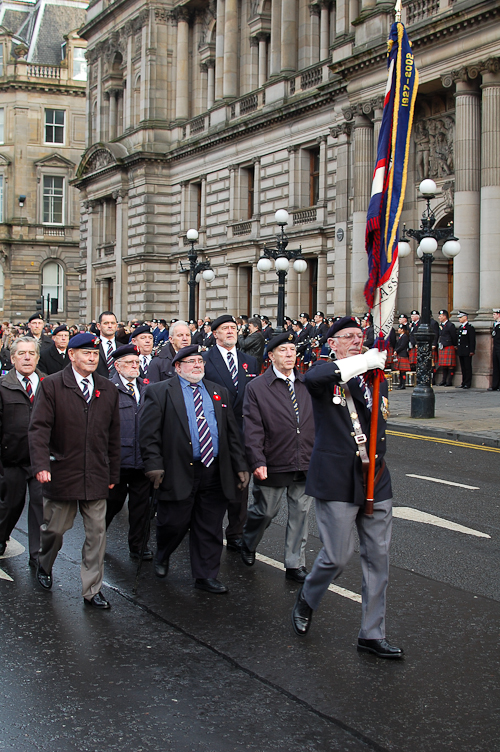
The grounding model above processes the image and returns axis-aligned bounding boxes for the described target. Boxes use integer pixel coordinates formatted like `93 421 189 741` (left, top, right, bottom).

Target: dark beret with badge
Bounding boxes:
266 331 296 352
52 324 69 335
211 314 237 331
326 316 362 339
439 309 449 317
411 310 420 316
112 344 140 360
172 344 203 365
68 333 101 350
28 313 44 323
131 324 152 337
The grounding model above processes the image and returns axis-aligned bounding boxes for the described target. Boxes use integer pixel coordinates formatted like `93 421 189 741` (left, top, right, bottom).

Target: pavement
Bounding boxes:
386 385 500 447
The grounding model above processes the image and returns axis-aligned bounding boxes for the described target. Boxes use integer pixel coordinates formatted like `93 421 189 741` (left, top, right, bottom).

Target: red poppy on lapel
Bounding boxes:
143 379 150 385
95 390 100 398
242 363 248 370
213 393 221 401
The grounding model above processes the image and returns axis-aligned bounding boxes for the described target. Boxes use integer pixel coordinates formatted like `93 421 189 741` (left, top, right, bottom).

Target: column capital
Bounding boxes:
330 122 352 138
228 164 238 172
250 36 259 48
370 95 385 113
309 3 321 16
342 101 373 122
316 134 328 144
287 144 299 153
154 7 169 24
252 156 261 165
112 189 126 203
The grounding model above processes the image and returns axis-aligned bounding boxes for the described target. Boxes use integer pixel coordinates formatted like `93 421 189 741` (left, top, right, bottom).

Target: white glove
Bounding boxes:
335 350 387 383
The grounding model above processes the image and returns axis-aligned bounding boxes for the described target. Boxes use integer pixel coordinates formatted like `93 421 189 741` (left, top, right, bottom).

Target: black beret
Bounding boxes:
292 320 302 327
68 333 101 350
438 309 449 317
267 331 296 352
188 319 197 325
172 345 204 365
52 325 69 335
299 312 309 318
131 325 152 337
28 313 44 322
398 313 408 319
211 314 237 331
411 310 420 316
315 311 325 317
159 319 167 325
326 316 362 339
112 344 140 360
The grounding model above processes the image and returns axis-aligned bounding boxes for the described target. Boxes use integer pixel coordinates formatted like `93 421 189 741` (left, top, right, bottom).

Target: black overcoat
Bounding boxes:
202 347 259 432
38 343 68 375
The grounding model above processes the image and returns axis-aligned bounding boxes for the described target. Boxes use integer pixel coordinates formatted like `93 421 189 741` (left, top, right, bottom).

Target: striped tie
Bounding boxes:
126 381 136 401
190 384 214 467
285 378 299 422
141 356 149 375
81 378 91 403
23 376 34 403
226 351 238 389
106 341 113 370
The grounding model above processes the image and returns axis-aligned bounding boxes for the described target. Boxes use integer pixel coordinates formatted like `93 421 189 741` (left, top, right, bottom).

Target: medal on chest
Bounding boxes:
332 384 346 407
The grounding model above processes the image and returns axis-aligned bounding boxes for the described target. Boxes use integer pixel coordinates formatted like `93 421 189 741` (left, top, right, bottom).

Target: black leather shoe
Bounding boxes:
455 385 464 388
84 592 111 610
226 538 243 552
240 544 256 566
0 541 6 556
286 566 308 583
28 557 38 569
357 638 404 659
36 566 52 590
463 385 470 389
130 549 153 561
291 586 313 636
194 578 228 594
155 560 169 578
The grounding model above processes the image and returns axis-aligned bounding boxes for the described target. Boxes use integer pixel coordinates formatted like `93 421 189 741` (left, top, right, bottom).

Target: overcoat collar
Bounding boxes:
1 367 45 393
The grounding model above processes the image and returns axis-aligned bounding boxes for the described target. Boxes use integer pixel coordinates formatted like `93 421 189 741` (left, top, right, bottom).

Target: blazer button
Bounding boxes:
190 462 193 466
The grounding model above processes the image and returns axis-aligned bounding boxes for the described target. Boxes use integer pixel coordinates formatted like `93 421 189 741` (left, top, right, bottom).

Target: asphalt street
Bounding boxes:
1 433 499 752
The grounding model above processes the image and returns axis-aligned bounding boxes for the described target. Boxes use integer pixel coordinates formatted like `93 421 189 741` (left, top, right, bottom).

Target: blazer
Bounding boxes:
139 375 247 501
38 343 68 375
202 346 259 431
456 322 476 356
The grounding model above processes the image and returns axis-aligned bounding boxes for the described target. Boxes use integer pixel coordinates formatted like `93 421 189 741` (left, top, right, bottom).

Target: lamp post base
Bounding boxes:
411 385 435 419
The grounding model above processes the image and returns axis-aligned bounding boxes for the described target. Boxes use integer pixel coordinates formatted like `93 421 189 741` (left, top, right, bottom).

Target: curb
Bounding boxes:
387 420 500 449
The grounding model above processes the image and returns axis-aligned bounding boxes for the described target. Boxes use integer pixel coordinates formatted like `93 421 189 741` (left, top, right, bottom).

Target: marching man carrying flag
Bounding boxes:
291 0 417 659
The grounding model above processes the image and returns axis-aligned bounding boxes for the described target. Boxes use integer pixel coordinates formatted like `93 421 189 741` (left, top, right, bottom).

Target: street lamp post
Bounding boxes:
398 179 461 419
257 210 307 333
180 229 215 322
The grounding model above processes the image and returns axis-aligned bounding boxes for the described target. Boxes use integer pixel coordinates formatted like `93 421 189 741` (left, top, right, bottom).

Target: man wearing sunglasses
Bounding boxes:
291 316 403 659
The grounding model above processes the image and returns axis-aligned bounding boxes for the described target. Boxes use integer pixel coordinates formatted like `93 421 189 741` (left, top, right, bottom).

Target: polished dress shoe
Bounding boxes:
226 538 243 552
36 566 52 590
240 544 256 566
194 578 228 594
291 586 313 636
286 566 308 583
357 638 404 659
28 557 38 569
463 385 470 389
438 381 446 387
130 549 153 561
84 592 111 610
155 559 169 578
0 541 6 556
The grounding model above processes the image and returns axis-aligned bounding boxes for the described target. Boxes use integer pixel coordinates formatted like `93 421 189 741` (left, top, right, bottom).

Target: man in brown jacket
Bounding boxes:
29 333 120 609
241 332 315 582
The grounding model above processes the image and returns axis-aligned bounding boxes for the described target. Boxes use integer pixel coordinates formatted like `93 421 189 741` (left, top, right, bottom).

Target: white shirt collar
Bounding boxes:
119 373 140 401
217 344 238 368
101 336 116 348
72 367 94 397
272 365 295 383
16 370 40 392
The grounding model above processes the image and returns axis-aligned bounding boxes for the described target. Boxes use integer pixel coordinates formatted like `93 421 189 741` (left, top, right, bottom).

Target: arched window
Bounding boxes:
42 262 64 313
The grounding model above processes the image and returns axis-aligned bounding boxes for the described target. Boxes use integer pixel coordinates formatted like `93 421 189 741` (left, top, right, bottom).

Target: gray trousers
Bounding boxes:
302 498 392 640
242 481 313 568
38 498 107 600
0 466 43 560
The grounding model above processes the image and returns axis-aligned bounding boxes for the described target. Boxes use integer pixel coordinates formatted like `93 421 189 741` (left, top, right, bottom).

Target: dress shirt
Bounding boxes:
178 376 219 460
272 365 295 383
216 344 238 372
119 374 140 403
72 368 94 399
140 354 152 371
16 370 40 394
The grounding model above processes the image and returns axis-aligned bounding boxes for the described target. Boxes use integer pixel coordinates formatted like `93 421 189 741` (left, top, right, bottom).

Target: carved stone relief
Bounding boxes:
414 114 455 181
83 149 115 176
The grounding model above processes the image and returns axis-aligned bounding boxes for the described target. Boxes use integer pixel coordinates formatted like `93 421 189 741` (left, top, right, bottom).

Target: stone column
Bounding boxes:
108 90 117 140
200 175 207 228
317 252 327 312
349 0 359 25
223 0 238 98
371 96 384 160
287 265 298 317
281 0 297 73
227 265 237 313
251 262 261 313
330 122 351 315
479 61 500 313
180 181 188 231
446 71 481 314
198 276 207 317
125 34 133 129
176 11 190 120
258 34 268 88
270 0 281 77
113 190 125 320
309 4 320 66
253 158 261 216
250 37 259 92
320 2 330 60
140 24 148 122
207 60 215 108
336 0 348 36
351 110 373 315
287 145 299 209
96 58 103 142
318 134 328 205
229 165 237 221
179 272 189 320
215 0 225 101
85 201 96 321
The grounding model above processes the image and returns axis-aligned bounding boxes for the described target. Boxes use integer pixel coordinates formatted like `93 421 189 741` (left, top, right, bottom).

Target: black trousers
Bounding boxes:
156 459 227 579
492 349 500 390
106 468 151 552
225 484 248 542
0 466 43 560
459 355 473 388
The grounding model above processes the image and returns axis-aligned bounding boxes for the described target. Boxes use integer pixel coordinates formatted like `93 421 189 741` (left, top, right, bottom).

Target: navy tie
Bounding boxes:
226 351 238 389
81 378 91 403
190 384 214 467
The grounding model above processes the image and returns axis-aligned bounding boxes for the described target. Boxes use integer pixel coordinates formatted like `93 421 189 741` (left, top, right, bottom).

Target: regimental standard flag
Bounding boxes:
364 21 418 342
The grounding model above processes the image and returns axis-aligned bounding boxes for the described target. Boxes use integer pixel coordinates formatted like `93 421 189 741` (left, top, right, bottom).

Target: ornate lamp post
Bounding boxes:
256 209 307 333
398 179 461 419
179 228 215 322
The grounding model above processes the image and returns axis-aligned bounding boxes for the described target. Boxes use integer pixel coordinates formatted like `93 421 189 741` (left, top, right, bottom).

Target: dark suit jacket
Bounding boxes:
139 375 247 501
111 374 147 469
202 347 259 432
38 344 68 375
456 323 476 356
96 343 115 378
304 360 392 505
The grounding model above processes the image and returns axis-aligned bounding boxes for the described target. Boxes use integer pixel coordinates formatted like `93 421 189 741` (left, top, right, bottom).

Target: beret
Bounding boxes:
326 316 362 339
112 344 140 360
28 313 44 322
211 314 237 331
292 320 302 327
398 313 408 319
131 325 152 337
315 311 324 317
267 331 296 352
52 325 69 335
188 319 197 325
411 310 420 316
172 345 204 365
438 309 449 317
68 333 101 350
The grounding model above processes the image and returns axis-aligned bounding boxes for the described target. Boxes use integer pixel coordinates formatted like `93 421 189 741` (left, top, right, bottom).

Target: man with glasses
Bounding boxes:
148 320 192 383
139 345 249 594
291 317 403 659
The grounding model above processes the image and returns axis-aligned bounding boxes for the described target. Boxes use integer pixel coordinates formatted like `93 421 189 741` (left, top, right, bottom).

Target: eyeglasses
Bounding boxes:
332 334 364 342
181 359 205 366
119 359 140 366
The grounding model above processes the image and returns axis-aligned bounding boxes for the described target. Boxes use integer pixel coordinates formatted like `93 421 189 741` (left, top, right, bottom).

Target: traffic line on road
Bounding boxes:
0 537 25 581
393 507 491 538
406 473 479 490
387 430 500 453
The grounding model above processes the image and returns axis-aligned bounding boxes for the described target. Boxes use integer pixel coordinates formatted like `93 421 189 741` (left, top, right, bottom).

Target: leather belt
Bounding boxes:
343 384 385 498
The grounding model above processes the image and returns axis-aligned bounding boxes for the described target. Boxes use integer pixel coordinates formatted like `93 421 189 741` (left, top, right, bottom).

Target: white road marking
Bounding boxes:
393 507 491 538
0 568 13 581
0 537 26 582
406 474 479 490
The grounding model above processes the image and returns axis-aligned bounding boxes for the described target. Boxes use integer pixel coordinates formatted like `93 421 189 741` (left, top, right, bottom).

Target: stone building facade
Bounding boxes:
75 0 500 385
0 0 88 322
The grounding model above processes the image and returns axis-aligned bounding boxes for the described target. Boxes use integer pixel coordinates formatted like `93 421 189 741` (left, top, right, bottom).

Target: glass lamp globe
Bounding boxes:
419 179 437 197
293 258 307 274
202 268 215 282
275 256 290 272
257 257 272 273
416 245 423 259
442 240 461 258
275 209 290 226
397 241 412 258
186 228 199 241
195 273 202 284
419 236 438 254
